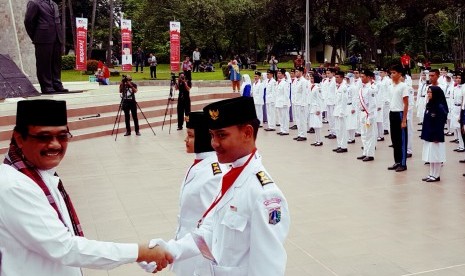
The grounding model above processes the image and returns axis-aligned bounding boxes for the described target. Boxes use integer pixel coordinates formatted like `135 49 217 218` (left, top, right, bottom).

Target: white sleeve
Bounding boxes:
0 183 137 270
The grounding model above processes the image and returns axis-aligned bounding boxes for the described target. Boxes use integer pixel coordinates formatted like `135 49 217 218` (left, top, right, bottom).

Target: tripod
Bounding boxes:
111 83 156 141
161 77 177 134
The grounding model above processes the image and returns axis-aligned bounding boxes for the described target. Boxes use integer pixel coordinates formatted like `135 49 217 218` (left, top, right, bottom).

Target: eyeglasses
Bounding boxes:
27 132 73 143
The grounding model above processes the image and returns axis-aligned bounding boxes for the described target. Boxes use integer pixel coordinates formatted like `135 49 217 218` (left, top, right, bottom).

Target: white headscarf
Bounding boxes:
240 74 252 96
285 72 291 83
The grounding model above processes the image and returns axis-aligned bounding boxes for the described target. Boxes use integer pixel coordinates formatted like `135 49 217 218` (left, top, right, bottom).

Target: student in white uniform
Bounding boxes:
444 74 455 136
332 71 349 152
0 100 172 276
451 72 465 152
379 68 392 135
275 69 291 135
309 74 324 146
152 97 290 276
356 69 378 162
346 75 359 143
293 66 309 141
324 68 337 139
416 71 429 126
264 69 277 131
172 111 225 276
251 71 264 127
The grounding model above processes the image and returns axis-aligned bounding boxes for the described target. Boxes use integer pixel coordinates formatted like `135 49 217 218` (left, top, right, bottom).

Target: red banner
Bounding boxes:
75 18 88 71
121 19 132 72
170 21 181 72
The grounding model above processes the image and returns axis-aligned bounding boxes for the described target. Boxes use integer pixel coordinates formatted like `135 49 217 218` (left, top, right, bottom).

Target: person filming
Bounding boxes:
176 73 191 131
119 75 141 136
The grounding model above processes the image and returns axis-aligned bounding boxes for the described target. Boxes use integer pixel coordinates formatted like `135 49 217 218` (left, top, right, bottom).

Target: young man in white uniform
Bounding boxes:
251 71 264 127
333 71 349 152
264 69 277 131
275 69 291 135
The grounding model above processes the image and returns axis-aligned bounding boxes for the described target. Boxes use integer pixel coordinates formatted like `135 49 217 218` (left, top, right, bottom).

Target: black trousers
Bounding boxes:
123 100 139 133
177 97 191 129
389 111 408 167
150 66 157 78
35 40 63 92
193 60 201 72
135 61 143 72
183 70 192 81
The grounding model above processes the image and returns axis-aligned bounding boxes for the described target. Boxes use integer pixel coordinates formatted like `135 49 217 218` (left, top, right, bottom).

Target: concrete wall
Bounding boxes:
0 0 37 82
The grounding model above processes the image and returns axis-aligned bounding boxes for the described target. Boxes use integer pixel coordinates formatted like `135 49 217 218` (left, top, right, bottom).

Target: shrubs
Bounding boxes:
221 65 230 79
87 59 99 72
61 55 75 70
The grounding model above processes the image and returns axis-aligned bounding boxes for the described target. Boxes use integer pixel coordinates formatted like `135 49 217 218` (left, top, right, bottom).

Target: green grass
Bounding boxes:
61 61 446 82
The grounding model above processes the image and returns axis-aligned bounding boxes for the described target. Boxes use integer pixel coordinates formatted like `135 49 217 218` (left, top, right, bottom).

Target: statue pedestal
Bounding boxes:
0 0 37 83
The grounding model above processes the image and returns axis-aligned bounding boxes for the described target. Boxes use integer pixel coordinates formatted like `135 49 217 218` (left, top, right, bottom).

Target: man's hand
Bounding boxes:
401 121 407 128
137 242 173 272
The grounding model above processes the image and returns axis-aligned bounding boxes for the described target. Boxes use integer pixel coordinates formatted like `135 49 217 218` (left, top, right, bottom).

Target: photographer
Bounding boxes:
119 75 141 136
175 73 191 130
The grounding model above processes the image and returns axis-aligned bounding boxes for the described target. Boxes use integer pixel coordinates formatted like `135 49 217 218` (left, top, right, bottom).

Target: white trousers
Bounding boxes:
266 102 276 129
383 102 390 131
278 106 290 133
327 104 335 135
255 104 264 126
335 116 348 148
360 115 377 157
297 105 308 138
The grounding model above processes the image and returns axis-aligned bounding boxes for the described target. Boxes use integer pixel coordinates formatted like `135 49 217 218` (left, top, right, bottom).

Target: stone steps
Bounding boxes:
0 87 237 153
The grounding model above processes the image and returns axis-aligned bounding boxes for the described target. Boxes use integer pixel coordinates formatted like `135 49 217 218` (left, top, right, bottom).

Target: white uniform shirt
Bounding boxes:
308 83 323 113
358 82 378 121
251 79 264 105
168 152 290 276
264 78 276 103
389 82 409 112
0 164 138 276
173 152 224 276
274 78 291 108
333 82 348 117
325 77 337 105
293 76 309 106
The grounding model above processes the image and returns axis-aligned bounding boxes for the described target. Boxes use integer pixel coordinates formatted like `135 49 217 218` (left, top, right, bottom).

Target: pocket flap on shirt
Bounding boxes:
221 211 248 232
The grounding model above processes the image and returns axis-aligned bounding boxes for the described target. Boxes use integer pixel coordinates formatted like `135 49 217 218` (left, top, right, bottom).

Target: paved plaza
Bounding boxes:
54 107 465 276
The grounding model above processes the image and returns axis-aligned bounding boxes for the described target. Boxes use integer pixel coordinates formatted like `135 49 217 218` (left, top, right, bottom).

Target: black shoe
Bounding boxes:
54 87 69 93
328 134 337 139
307 128 315 133
264 128 276 131
293 137 300 140
388 163 400 170
332 147 341 152
425 176 440 182
324 134 332 138
395 166 407 172
445 132 454 136
425 162 430 165
290 125 298 130
315 142 323 146
276 132 283 135
388 144 393 147
177 127 183 130
259 125 263 128
362 156 374 162
296 137 307 141
384 130 389 135
357 155 366 160
323 120 329 124
276 124 281 126
124 132 131 136
418 122 423 125
347 139 355 144
460 159 465 163
41 89 57 94
136 132 141 136
377 137 385 141
280 132 289 136
422 176 433 181
407 153 412 158
450 139 459 143
336 148 348 153
355 133 361 137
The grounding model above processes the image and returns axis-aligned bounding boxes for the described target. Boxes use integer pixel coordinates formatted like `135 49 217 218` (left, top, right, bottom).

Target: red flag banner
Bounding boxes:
75 18 88 71
170 21 181 72
121 19 132 72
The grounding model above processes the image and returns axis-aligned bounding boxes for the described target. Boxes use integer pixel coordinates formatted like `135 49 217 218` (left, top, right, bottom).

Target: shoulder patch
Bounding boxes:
256 171 273 186
211 162 222 175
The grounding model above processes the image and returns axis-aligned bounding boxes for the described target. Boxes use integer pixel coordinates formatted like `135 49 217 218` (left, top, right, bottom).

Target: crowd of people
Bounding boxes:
239 64 465 181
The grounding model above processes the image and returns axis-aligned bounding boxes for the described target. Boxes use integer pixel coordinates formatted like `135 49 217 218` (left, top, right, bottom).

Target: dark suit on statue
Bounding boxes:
24 0 67 93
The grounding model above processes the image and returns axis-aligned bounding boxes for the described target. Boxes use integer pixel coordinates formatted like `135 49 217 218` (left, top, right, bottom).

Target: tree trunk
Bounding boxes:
88 0 97 58
67 0 75 53
106 0 114 66
61 0 66 55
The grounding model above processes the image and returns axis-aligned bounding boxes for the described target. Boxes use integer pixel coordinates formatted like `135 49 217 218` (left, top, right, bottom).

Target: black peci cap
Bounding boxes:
186 111 214 153
361 69 374 78
16 100 67 128
203 97 257 130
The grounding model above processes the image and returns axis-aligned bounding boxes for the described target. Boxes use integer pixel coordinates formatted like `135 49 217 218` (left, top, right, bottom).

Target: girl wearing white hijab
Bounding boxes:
240 74 252 97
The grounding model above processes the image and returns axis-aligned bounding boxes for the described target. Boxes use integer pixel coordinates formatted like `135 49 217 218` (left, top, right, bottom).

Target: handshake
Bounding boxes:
137 239 178 273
